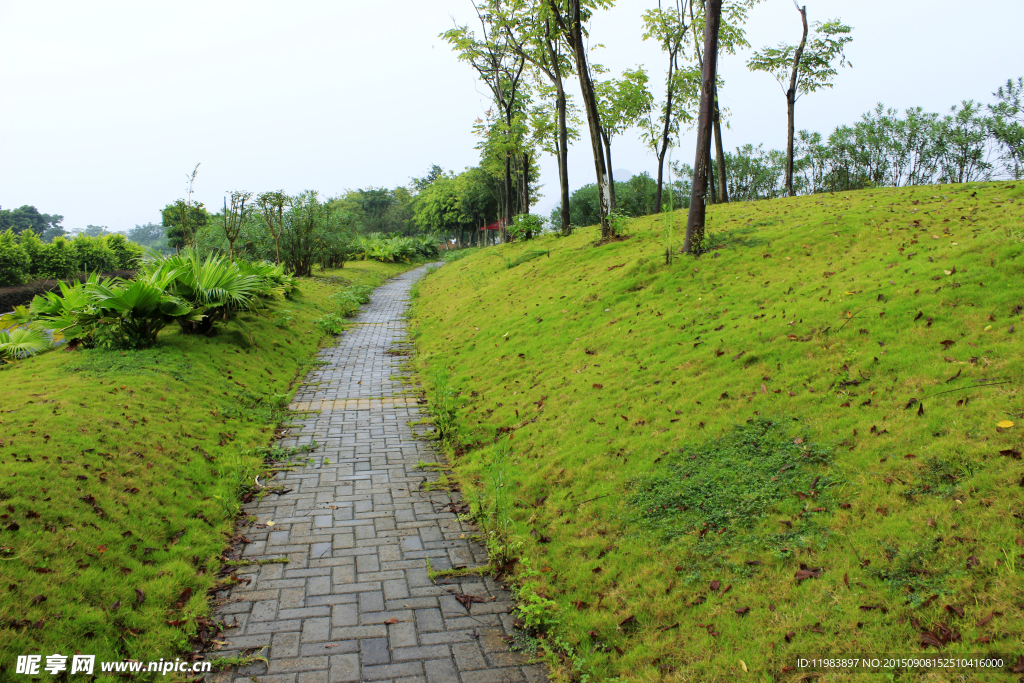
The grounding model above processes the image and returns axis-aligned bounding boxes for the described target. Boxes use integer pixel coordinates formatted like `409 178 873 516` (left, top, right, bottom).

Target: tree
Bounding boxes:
411 164 447 192
496 0 577 235
162 164 204 249
688 0 758 204
79 225 111 237
0 205 64 237
127 222 171 253
937 100 992 184
443 3 530 227
683 0 722 254
256 191 288 265
642 1 698 213
595 67 653 211
546 0 616 239
748 6 852 196
988 77 1024 179
222 191 253 261
162 201 210 251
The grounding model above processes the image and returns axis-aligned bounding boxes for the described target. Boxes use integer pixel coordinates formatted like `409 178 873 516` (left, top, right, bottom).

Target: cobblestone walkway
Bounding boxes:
211 265 545 683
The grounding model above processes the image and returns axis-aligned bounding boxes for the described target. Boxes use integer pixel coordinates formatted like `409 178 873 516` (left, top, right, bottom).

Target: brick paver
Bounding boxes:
211 265 546 683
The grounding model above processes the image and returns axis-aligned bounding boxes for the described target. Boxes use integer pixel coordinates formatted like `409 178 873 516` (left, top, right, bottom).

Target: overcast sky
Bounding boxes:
1 0 1021 233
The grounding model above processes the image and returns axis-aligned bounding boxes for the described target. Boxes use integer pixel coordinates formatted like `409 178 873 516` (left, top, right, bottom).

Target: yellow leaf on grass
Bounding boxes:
997 420 1015 428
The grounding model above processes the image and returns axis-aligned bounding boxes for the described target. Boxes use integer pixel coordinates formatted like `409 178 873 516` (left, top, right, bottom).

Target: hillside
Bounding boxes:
409 181 1024 682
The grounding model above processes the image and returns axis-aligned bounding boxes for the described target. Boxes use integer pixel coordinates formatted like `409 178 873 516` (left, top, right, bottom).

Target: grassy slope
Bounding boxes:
0 260 414 675
411 182 1024 682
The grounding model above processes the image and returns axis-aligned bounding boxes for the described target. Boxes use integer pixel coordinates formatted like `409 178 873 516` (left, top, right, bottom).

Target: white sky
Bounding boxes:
1 0 1021 232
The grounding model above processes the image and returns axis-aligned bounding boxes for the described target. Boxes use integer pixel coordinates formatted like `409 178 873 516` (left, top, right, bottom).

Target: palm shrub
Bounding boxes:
0 327 51 364
28 273 197 350
355 233 418 263
141 249 269 335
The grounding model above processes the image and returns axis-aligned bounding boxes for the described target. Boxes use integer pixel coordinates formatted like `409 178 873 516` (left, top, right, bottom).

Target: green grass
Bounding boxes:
409 181 1024 682
0 260 415 677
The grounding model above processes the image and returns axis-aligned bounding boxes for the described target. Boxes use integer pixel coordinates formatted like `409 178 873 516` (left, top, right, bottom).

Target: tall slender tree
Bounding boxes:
497 0 579 234
256 191 287 265
642 0 696 212
595 67 654 211
546 0 616 239
443 5 529 225
748 4 852 196
683 0 722 254
222 190 253 261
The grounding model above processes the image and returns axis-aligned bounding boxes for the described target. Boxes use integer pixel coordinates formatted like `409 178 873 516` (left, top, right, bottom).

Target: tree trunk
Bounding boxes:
522 152 530 215
602 129 617 212
684 0 722 254
504 154 514 223
654 81 675 212
785 5 809 197
713 87 728 203
556 83 572 235
706 146 716 205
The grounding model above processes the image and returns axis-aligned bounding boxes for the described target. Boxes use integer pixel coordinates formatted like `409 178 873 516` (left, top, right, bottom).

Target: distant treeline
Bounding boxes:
557 81 1024 227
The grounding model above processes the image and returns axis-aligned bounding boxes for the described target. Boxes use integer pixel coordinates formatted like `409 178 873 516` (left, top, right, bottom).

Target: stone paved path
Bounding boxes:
211 265 546 683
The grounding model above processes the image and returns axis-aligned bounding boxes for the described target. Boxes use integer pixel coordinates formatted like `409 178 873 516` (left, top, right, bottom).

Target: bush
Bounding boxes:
0 229 30 286
507 214 545 242
35 237 77 279
16 229 45 277
70 234 118 273
104 233 145 269
28 273 196 350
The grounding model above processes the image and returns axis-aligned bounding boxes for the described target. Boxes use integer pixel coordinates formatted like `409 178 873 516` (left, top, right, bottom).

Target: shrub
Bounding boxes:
104 233 145 269
0 229 30 286
507 214 545 242
70 234 118 273
28 273 196 350
16 229 45 277
35 237 77 279
0 327 51 364
140 250 265 335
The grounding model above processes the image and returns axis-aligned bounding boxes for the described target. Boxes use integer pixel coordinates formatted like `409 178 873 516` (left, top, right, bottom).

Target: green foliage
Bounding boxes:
313 312 346 335
28 273 197 350
141 249 280 336
747 18 854 96
69 234 118 273
329 283 373 316
161 200 210 251
628 417 832 543
987 77 1024 179
0 228 31 286
0 204 64 237
354 233 438 263
0 327 51 363
33 236 77 279
507 213 545 241
126 222 171 254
